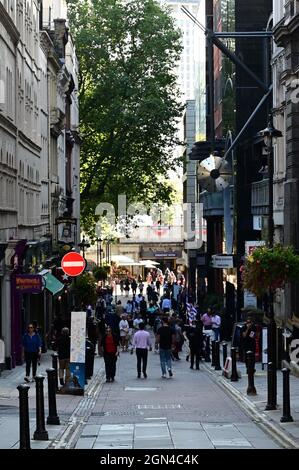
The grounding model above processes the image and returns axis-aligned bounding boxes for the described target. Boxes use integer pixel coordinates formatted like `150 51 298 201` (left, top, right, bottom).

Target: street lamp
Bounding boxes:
78 235 90 259
96 237 103 267
105 238 111 265
258 114 283 411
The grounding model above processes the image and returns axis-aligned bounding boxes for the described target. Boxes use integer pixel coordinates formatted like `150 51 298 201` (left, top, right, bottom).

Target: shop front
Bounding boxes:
141 248 182 272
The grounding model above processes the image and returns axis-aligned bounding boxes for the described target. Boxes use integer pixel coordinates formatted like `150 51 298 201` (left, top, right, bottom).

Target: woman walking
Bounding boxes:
22 323 42 382
101 326 120 382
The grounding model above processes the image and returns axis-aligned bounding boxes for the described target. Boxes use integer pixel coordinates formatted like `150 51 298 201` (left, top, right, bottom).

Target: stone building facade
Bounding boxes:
0 0 80 369
273 0 299 327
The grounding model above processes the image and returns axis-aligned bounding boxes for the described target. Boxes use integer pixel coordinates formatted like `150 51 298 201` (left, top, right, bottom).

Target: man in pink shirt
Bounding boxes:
201 308 213 331
132 323 152 378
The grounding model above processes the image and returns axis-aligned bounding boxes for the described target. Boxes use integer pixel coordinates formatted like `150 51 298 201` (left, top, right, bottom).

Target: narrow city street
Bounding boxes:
0 293 289 450
2 0 299 458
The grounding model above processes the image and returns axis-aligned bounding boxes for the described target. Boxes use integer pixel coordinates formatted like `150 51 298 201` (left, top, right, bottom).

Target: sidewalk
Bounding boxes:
203 344 299 448
0 350 105 449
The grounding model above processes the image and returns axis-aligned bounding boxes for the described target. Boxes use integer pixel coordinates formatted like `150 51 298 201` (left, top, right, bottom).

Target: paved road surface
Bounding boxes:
74 332 281 450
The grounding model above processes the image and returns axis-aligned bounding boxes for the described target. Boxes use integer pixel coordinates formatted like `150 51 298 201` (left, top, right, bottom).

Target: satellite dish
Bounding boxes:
197 154 232 192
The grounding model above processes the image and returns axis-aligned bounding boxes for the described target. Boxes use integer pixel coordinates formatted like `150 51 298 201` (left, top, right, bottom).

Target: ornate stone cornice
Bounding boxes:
58 65 71 94
71 129 82 145
39 31 61 72
18 131 41 154
0 4 20 45
274 15 299 47
0 114 18 135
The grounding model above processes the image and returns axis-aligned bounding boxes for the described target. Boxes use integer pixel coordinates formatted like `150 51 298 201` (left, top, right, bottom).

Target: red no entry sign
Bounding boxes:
61 252 86 277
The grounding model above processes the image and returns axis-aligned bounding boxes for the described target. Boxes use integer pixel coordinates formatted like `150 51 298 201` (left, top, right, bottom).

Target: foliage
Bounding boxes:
92 265 110 281
203 293 223 312
240 307 265 323
66 0 184 237
111 263 130 278
241 245 299 297
71 273 97 306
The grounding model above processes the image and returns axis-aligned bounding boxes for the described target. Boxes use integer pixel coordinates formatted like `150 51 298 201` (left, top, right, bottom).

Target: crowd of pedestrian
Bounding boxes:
21 269 229 386
83 270 227 383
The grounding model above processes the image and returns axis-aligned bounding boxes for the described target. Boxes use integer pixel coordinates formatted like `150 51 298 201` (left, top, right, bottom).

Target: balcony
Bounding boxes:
50 107 65 137
251 179 269 216
200 191 224 217
285 0 299 21
274 0 299 47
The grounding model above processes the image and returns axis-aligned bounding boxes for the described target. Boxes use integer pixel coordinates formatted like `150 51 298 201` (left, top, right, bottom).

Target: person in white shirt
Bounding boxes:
211 311 221 341
119 315 129 351
132 323 152 378
133 314 144 330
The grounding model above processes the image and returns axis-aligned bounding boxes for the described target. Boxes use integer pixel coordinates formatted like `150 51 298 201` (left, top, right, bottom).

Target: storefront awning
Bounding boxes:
43 272 64 295
110 255 141 266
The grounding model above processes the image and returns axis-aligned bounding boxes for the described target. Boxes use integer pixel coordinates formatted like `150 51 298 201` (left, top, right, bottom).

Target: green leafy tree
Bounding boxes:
72 273 97 306
92 265 110 281
67 0 184 237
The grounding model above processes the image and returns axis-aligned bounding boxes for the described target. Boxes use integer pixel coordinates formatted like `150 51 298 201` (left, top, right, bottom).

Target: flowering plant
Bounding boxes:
241 245 299 297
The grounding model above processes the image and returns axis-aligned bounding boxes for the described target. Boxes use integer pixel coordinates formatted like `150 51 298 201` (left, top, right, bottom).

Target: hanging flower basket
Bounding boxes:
92 265 110 281
241 245 299 297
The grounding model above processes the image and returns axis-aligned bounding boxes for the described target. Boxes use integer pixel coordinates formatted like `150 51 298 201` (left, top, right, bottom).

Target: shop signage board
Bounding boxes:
70 311 86 392
15 274 43 293
211 255 234 268
244 289 257 308
262 327 268 368
154 252 178 258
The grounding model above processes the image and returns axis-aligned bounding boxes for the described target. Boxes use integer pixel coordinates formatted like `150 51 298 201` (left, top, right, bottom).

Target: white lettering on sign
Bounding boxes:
63 261 84 267
212 255 234 268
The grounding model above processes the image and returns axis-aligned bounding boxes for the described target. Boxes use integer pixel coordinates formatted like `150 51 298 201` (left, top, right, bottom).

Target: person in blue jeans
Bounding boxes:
211 310 221 342
156 317 176 378
22 323 42 382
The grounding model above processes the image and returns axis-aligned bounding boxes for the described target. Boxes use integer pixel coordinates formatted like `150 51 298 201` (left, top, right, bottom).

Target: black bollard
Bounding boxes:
46 369 60 425
230 347 239 382
86 345 92 380
51 353 59 392
86 339 95 379
17 384 31 449
265 362 277 410
33 375 49 440
205 335 211 362
222 342 228 368
280 368 293 422
214 341 222 371
90 344 95 377
246 351 257 395
211 340 216 367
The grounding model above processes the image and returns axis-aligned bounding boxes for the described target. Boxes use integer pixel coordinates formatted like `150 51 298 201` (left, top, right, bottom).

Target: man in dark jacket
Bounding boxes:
240 316 257 366
186 320 203 370
139 297 147 322
56 327 71 386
